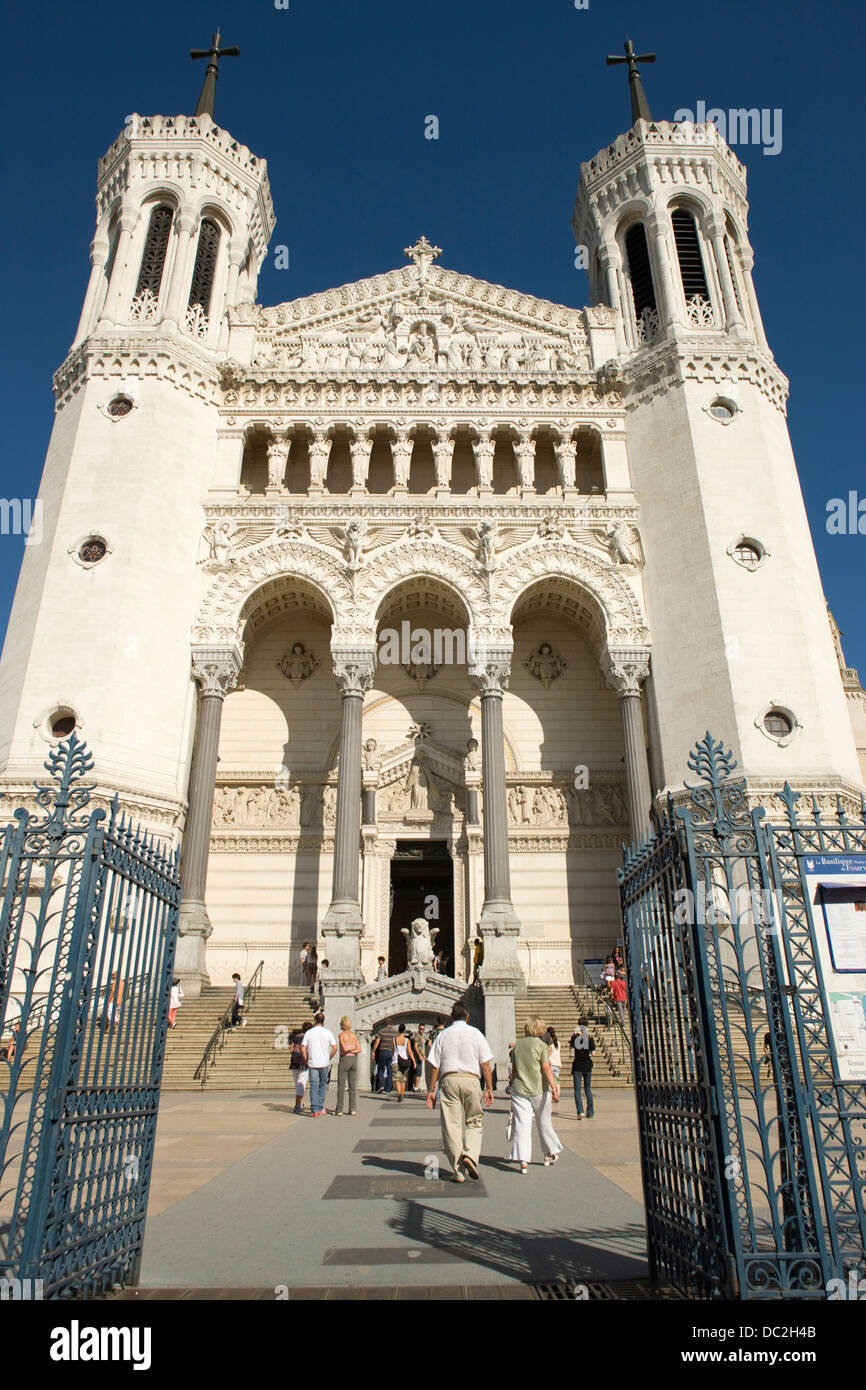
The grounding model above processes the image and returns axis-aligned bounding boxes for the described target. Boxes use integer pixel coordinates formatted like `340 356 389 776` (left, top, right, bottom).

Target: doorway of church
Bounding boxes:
388 841 454 976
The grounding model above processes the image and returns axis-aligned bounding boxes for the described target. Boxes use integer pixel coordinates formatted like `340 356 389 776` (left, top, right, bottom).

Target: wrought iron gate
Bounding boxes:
619 733 866 1299
0 736 181 1297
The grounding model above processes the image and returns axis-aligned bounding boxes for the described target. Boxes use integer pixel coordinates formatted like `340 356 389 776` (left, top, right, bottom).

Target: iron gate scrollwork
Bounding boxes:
619 732 866 1300
0 735 181 1298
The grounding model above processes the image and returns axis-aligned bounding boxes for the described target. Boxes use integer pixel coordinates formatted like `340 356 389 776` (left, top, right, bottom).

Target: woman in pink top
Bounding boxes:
336 1015 362 1115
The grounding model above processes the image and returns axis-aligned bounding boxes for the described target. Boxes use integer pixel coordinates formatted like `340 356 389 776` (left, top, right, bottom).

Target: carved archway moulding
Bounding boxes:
191 534 649 659
359 539 488 630
498 542 649 653
192 539 353 648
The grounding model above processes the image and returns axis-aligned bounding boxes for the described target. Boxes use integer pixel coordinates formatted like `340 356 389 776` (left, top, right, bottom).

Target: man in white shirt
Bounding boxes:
301 1011 337 1116
426 1002 494 1182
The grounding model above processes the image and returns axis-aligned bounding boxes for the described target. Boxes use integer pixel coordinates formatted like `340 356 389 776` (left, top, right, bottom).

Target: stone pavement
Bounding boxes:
138 1082 647 1291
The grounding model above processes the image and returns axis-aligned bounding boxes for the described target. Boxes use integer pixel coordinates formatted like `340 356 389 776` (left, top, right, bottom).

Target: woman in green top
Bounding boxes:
508 1016 562 1174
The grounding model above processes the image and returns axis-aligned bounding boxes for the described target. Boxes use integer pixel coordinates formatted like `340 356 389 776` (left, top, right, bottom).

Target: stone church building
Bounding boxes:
1 55 864 1064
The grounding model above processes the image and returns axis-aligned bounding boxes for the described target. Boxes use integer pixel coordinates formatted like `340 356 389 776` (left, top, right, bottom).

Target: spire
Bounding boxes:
606 37 656 125
190 29 240 119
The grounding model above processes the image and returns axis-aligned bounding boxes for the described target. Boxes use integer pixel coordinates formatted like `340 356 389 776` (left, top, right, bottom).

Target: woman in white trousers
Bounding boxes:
508 1016 563 1174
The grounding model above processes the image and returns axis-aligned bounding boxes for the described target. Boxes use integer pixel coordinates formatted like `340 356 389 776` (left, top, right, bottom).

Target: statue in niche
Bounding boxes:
404 661 438 692
363 738 380 772
323 785 337 827
463 737 479 773
267 437 288 489
402 916 439 968
408 323 437 365
525 643 566 689
405 759 430 811
278 643 319 689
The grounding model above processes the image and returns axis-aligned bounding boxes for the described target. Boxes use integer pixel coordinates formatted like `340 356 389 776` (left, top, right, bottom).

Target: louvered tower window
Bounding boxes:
624 223 658 342
671 210 712 323
134 205 173 300
188 219 221 314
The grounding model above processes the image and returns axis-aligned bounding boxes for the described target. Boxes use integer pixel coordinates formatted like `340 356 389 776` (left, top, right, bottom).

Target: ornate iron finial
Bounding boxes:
190 29 240 119
403 236 443 283
606 37 656 125
32 733 98 839
681 732 750 835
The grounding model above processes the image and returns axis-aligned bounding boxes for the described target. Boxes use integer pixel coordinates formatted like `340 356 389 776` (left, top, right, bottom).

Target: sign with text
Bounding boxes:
802 854 866 1081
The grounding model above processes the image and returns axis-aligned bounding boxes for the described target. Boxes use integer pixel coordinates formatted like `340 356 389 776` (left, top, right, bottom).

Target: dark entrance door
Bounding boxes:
389 841 453 975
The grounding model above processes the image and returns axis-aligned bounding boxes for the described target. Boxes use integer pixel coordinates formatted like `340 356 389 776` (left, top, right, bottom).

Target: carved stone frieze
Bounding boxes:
525 643 566 689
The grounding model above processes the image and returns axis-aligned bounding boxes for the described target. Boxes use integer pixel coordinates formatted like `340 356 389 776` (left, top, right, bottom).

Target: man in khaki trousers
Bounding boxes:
426 1001 494 1182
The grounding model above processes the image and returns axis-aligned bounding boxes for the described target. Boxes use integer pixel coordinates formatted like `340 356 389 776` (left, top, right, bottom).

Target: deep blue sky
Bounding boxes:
1 0 863 674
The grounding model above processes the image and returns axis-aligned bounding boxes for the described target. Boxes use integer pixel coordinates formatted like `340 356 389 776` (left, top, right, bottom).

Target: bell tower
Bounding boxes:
0 45 276 828
572 44 862 796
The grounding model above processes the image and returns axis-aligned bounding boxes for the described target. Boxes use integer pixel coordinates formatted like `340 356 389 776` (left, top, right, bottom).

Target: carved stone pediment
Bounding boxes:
233 256 591 380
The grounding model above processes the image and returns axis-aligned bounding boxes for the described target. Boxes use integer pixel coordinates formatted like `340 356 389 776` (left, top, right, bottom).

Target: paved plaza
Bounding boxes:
138 1084 647 1293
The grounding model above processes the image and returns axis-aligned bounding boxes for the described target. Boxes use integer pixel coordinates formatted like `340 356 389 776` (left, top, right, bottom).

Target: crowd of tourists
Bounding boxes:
283 1001 603 1175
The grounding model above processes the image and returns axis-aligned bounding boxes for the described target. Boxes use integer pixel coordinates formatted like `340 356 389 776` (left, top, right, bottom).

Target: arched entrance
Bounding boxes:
388 840 454 974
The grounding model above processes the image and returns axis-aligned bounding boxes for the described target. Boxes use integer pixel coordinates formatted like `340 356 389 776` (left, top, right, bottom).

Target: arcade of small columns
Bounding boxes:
235 420 610 498
176 630 653 1005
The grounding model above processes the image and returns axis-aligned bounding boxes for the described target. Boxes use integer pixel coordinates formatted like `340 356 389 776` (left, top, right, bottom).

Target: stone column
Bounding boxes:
161 207 199 331
738 247 769 351
470 651 523 1079
709 215 745 336
321 649 376 1024
73 234 110 346
98 209 138 328
597 242 628 354
177 647 242 994
645 211 680 331
604 650 653 843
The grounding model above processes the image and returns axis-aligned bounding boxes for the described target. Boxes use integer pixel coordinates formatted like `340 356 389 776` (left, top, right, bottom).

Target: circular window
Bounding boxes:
733 542 761 570
107 395 133 418
50 714 76 739
709 399 735 422
764 710 793 738
78 538 107 565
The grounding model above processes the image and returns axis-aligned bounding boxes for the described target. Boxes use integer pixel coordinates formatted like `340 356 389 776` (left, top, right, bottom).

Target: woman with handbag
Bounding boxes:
507 1016 562 1174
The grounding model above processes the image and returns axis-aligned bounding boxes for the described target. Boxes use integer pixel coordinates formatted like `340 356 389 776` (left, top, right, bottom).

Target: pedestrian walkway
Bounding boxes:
138 1083 647 1291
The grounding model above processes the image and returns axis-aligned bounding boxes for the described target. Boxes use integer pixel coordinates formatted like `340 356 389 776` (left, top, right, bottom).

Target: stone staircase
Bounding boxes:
514 985 633 1087
161 985 319 1090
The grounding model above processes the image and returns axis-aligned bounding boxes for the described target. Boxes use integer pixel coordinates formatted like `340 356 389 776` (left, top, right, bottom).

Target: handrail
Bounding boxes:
2 973 153 1040
575 963 632 1081
193 959 265 1087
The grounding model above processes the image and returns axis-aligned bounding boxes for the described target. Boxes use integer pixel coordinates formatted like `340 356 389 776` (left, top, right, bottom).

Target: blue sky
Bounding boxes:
0 0 863 674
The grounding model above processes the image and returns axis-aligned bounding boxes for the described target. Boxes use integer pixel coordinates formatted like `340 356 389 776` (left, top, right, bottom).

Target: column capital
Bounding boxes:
597 240 623 271
191 646 243 697
469 652 512 695
603 648 651 696
332 648 376 695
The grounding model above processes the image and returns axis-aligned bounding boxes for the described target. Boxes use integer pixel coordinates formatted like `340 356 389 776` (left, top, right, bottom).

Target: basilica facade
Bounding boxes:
1 90 864 1062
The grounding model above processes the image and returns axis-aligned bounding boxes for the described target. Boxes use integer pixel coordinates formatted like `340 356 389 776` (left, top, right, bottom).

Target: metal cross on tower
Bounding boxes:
190 29 240 119
606 38 656 125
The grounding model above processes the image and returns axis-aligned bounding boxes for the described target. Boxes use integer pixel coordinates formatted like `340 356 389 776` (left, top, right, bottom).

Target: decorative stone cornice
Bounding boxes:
53 338 222 411
622 339 788 415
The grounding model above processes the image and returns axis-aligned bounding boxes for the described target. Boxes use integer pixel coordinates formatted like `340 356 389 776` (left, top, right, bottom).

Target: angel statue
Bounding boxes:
205 518 235 567
606 521 635 566
401 916 439 968
344 520 366 569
